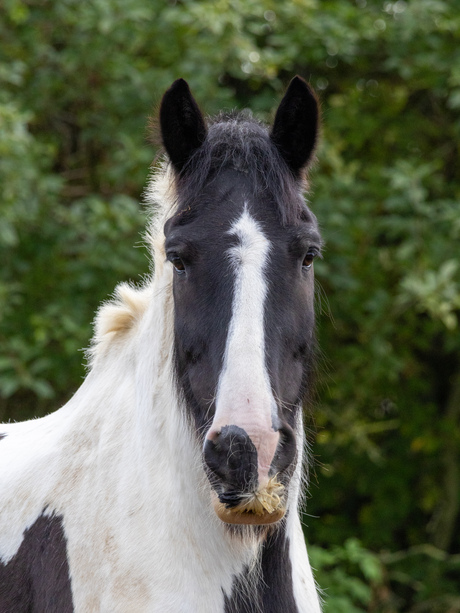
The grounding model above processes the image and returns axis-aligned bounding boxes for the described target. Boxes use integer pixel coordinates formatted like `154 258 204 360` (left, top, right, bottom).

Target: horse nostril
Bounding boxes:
272 424 297 475
203 438 223 478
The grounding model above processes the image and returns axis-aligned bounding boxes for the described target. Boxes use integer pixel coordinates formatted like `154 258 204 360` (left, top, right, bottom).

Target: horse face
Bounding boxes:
161 78 320 525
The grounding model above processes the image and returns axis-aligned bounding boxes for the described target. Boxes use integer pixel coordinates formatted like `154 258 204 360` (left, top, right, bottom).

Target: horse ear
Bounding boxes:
270 76 319 176
160 79 207 172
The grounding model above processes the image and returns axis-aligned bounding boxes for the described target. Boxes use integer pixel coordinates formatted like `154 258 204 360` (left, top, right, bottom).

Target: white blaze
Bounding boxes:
208 206 279 483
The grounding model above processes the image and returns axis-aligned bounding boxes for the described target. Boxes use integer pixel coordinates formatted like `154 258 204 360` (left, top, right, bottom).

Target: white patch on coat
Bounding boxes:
209 207 280 483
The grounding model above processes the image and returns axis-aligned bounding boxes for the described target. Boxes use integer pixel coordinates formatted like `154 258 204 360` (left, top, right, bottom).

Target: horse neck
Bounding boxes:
88 263 188 479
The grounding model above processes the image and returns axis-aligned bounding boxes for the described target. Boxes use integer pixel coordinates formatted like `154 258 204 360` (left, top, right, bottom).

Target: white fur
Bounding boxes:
0 164 322 612
287 417 323 613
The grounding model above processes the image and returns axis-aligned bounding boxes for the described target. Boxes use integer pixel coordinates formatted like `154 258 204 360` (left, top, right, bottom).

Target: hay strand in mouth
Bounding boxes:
230 476 285 516
212 476 286 525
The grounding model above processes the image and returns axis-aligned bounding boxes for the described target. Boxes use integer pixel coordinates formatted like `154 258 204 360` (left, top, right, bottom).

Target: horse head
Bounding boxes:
159 77 321 526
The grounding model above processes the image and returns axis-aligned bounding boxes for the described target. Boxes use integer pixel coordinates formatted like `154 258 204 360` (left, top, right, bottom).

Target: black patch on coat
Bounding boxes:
0 512 73 613
0 434 5 441
224 521 299 613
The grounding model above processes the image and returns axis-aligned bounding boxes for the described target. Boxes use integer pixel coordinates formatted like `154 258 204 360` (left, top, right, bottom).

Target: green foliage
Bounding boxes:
309 539 384 613
1 0 459 609
309 540 460 612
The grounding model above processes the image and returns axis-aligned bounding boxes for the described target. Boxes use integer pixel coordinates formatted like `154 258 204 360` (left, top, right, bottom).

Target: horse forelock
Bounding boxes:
167 113 311 227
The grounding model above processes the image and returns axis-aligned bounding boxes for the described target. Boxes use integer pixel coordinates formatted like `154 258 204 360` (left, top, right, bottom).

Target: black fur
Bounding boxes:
224 521 299 613
0 434 5 441
0 512 73 613
270 76 319 177
160 78 207 172
165 169 241 437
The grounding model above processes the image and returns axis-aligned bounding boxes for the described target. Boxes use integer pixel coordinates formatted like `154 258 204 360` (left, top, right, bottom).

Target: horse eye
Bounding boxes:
302 251 317 270
171 257 185 273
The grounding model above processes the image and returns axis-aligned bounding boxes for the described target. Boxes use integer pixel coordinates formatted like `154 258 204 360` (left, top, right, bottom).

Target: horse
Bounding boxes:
0 76 323 613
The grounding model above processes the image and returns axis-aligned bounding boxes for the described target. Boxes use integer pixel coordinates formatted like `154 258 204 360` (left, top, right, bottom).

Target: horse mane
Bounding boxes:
87 283 152 364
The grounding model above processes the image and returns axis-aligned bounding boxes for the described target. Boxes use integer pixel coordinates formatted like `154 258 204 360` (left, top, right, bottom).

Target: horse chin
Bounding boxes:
210 477 287 526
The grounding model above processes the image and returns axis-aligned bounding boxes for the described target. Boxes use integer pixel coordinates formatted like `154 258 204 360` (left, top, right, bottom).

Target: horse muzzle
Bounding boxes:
203 424 296 525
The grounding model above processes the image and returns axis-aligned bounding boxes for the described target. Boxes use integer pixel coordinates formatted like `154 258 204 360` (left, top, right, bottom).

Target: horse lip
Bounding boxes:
210 477 286 525
211 492 286 525
218 490 246 508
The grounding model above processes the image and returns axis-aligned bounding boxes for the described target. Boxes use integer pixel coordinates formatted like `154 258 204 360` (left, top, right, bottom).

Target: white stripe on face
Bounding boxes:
208 206 279 484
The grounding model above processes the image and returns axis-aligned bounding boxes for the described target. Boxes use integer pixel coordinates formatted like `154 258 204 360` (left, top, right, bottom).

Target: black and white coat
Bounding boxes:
0 78 323 613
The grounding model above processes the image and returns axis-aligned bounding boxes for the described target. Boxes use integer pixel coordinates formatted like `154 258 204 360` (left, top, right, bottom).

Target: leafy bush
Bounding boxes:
1 1 459 609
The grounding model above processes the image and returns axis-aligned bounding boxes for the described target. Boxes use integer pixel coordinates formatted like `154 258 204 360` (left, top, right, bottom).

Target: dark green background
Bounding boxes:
1 1 459 610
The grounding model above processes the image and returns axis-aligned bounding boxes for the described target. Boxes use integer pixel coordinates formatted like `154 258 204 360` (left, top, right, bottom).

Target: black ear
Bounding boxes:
160 79 207 172
270 76 319 177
